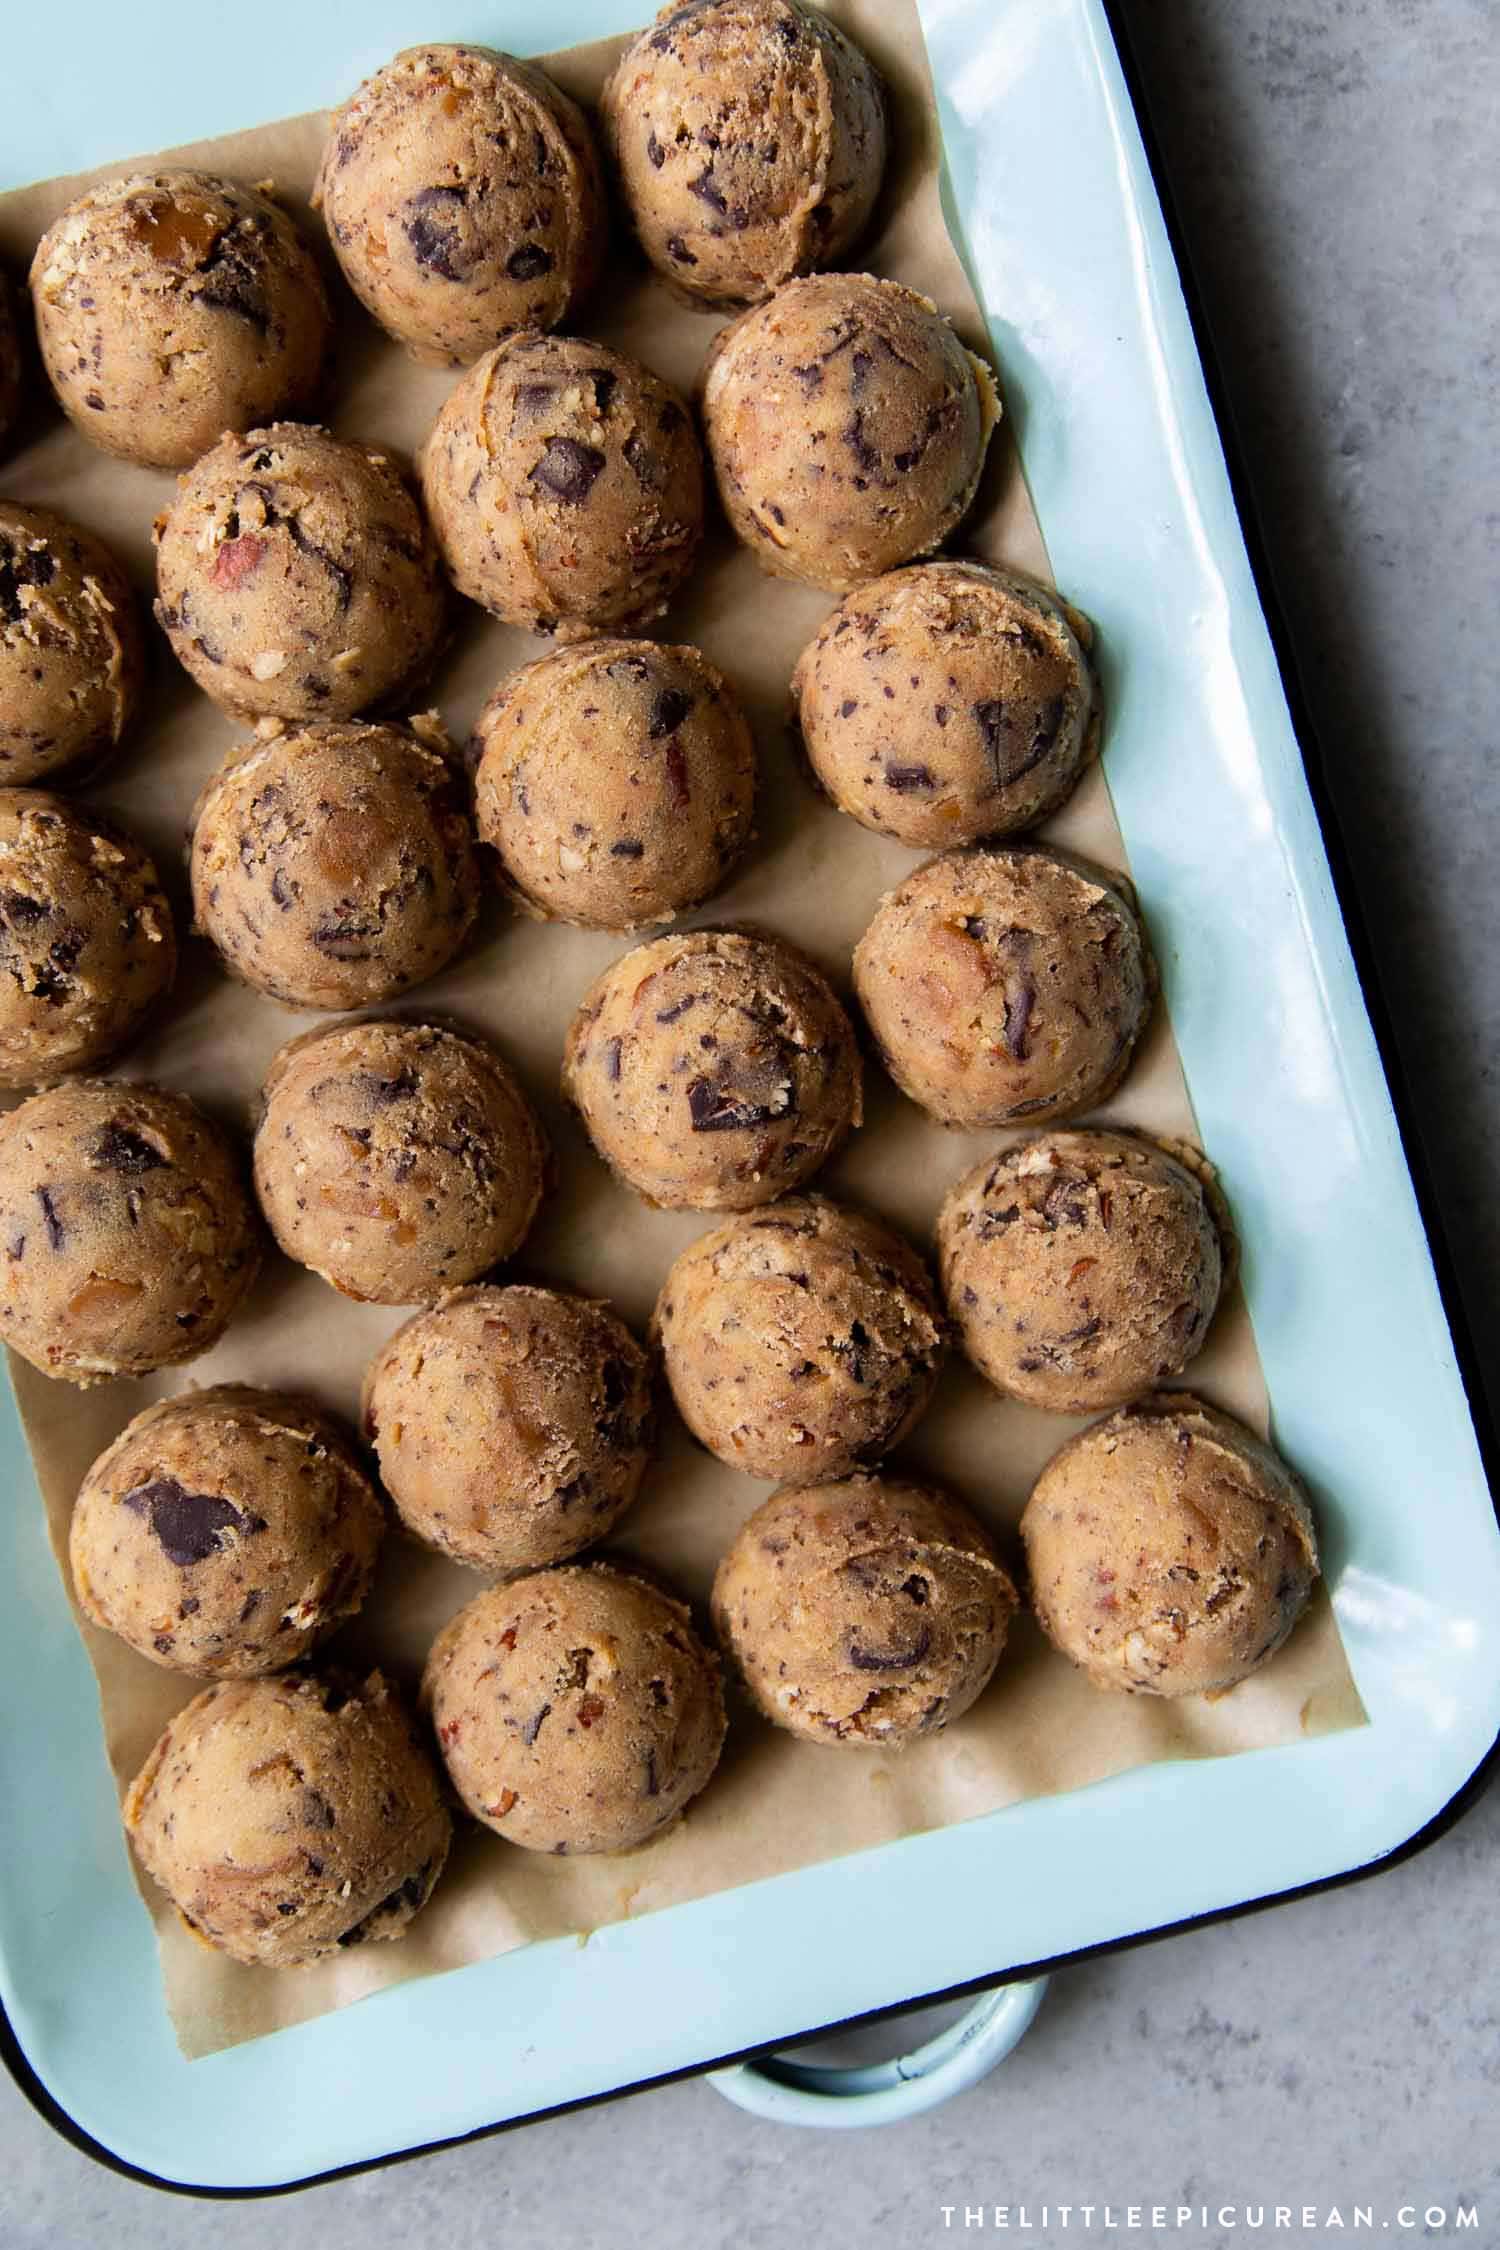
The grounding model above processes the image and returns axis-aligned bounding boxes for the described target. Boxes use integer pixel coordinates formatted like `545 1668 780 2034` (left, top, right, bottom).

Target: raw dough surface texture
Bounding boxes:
0 789 175 1088
601 0 888 307
315 44 606 365
701 272 999 590
472 637 756 930
562 926 862 1209
1021 1393 1319 1697
254 1018 546 1304
0 1079 261 1385
424 1565 726 1854
421 330 705 637
125 1669 451 1967
363 1283 653 1571
712 1473 1017 1745
30 171 330 469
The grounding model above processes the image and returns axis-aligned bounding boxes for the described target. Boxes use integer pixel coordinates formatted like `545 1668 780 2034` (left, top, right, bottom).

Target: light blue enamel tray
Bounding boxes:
3 0 1497 2190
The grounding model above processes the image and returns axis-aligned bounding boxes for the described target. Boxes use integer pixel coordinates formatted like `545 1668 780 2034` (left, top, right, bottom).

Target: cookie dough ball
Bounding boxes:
0 271 22 454
189 719 479 1011
315 45 606 365
937 1131 1227 1414
601 0 887 308
563 927 861 1210
30 171 330 470
424 1565 725 1853
364 1285 653 1570
793 562 1099 846
655 1196 944 1480
421 333 704 637
1021 1394 1319 1697
853 846 1155 1128
124 1670 451 1967
254 1019 546 1304
0 791 175 1087
155 424 446 722
701 274 999 591
0 503 146 785
712 1473 1016 1745
0 1080 260 1384
472 639 756 930
70 1386 385 1677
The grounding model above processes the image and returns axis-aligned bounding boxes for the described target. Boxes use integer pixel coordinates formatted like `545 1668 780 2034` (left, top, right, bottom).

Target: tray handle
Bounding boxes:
706 1977 1047 2128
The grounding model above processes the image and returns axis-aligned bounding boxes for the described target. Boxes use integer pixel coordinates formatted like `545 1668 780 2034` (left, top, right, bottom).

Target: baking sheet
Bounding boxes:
0 0 1363 2061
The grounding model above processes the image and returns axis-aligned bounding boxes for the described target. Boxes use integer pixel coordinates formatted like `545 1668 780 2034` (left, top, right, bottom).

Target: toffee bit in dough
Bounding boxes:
711 1472 1017 1745
1020 1392 1319 1698
600 0 888 309
188 717 479 1012
472 638 756 930
254 1018 547 1304
937 1130 1228 1413
561 925 861 1210
792 561 1100 846
70 1386 384 1677
154 423 447 722
654 1195 946 1480
124 1669 451 1966
852 844 1156 1128
700 272 999 591
422 1564 725 1853
0 1079 261 1385
314 44 607 366
363 1283 653 1570
29 171 330 469
0 790 176 1088
419 332 704 638
0 503 146 785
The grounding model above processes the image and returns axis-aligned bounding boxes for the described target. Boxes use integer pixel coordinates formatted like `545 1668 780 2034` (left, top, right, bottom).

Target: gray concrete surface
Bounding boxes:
3 2 1498 2242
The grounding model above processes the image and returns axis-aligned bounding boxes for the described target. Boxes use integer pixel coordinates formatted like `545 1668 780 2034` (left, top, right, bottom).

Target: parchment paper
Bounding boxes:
0 0 1364 2060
